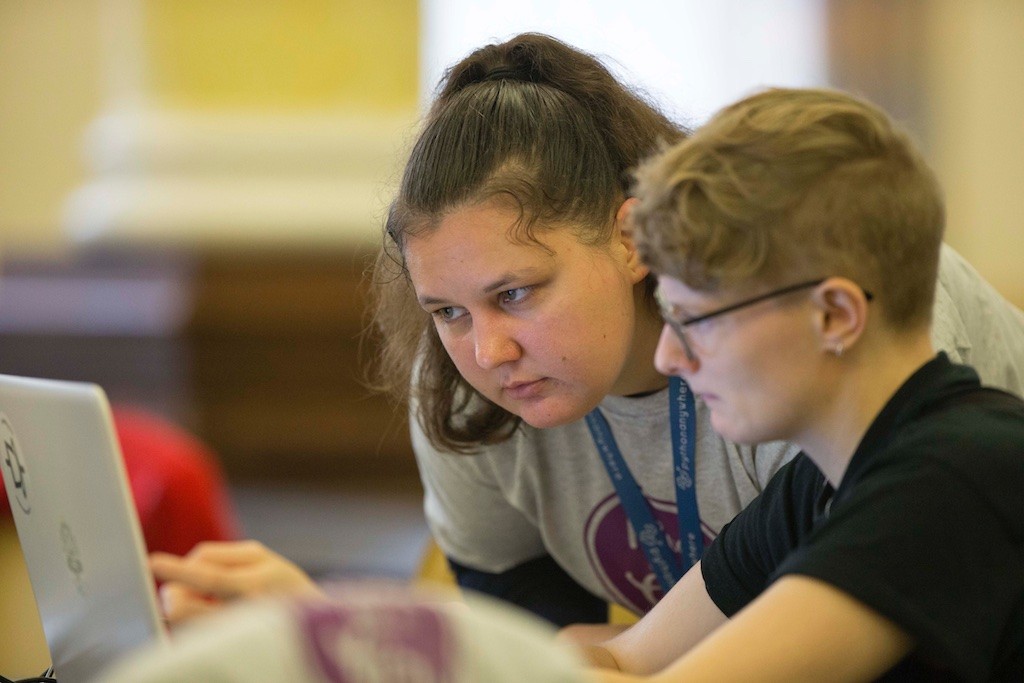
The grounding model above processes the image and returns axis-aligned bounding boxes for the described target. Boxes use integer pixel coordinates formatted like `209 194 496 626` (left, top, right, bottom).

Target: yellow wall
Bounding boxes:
144 0 418 111
0 1 1021 305
0 0 419 252
0 0 103 252
926 0 1024 306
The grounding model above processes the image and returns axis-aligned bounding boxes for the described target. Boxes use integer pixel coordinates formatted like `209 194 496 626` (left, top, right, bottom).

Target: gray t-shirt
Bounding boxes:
414 244 1024 614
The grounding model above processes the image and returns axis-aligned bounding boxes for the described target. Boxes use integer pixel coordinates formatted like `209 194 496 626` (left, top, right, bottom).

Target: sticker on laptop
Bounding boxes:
1 413 31 514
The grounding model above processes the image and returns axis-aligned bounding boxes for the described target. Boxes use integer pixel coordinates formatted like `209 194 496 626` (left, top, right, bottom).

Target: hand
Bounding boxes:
149 540 323 625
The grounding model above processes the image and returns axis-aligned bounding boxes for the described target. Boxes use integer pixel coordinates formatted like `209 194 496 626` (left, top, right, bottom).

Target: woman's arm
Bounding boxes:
581 573 909 679
595 575 913 682
581 561 728 675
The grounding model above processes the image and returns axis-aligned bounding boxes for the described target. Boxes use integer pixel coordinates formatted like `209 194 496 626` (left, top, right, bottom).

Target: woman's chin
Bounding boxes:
514 400 591 430
710 412 782 447
709 412 752 446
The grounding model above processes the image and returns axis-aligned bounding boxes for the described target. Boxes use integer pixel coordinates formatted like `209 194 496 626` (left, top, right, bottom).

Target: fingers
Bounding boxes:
227 556 323 598
149 539 323 623
158 582 222 626
150 552 249 600
154 539 273 567
150 540 281 595
189 540 277 564
151 542 282 626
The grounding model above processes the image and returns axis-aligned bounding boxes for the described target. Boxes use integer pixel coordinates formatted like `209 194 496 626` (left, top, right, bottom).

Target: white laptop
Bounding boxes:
0 373 168 683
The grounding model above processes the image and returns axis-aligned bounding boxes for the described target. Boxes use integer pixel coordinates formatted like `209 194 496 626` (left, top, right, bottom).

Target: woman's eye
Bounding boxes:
686 316 716 336
432 305 467 323
498 287 530 305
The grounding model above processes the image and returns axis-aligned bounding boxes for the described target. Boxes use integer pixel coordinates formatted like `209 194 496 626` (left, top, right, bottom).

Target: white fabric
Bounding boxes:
932 244 1024 393
96 582 586 683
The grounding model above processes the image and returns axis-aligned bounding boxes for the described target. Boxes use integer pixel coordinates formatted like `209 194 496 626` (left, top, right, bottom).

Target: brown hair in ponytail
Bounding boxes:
370 32 686 452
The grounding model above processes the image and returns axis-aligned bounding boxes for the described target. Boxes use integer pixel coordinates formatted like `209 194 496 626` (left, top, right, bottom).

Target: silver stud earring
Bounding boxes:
832 342 844 358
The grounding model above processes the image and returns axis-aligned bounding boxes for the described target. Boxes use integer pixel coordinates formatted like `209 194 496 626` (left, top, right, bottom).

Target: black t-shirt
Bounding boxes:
702 354 1024 681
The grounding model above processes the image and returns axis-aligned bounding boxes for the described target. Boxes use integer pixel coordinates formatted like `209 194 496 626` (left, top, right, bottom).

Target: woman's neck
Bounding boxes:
611 301 669 397
798 331 936 487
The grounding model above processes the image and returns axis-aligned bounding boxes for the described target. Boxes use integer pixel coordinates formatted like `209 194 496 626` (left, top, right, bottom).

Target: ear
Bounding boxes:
810 278 870 357
613 197 650 284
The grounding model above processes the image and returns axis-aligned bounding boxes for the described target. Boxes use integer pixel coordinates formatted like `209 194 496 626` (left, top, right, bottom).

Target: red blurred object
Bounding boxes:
1 406 239 555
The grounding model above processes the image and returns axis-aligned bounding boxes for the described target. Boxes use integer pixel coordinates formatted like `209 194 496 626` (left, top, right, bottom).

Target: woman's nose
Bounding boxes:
474 316 522 369
654 324 699 378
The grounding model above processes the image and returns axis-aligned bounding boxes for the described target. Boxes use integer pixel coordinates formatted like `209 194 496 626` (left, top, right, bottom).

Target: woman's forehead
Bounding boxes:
414 201 586 254
404 218 564 277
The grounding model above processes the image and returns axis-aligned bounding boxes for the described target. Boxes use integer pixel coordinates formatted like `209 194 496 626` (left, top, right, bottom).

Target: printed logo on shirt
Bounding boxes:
583 493 714 614
299 599 456 682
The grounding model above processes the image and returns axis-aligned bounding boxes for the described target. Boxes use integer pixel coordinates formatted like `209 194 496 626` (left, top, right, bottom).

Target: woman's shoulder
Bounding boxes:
932 243 1024 395
865 386 1024 505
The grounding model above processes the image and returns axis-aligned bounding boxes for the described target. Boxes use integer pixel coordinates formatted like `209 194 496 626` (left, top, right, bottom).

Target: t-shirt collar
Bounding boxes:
835 352 978 498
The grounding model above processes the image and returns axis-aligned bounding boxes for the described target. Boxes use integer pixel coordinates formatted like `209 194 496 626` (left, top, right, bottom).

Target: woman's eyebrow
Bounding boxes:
480 273 520 294
417 267 546 307
416 294 449 307
481 267 544 294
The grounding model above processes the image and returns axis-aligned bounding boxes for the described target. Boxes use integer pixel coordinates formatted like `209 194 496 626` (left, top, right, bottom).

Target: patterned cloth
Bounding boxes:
97 582 587 683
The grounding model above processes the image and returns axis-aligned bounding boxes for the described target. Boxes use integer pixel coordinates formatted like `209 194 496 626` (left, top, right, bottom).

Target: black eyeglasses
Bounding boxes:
655 278 874 362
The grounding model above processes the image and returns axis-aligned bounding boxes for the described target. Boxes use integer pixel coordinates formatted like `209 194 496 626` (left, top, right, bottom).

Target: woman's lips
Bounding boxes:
503 378 547 400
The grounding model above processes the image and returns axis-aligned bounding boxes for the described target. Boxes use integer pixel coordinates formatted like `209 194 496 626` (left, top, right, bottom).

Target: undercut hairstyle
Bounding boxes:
369 32 686 452
632 87 945 330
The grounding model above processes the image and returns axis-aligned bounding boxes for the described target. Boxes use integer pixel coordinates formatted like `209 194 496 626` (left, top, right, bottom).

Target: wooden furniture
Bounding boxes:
0 245 415 483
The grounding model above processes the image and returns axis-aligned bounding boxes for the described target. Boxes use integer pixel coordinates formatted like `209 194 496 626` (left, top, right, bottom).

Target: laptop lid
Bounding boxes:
0 373 168 683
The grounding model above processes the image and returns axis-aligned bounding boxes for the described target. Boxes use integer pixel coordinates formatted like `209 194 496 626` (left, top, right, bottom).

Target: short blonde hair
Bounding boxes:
632 87 944 329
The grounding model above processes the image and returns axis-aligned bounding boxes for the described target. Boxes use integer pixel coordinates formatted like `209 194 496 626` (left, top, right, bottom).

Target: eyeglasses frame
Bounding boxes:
655 277 875 362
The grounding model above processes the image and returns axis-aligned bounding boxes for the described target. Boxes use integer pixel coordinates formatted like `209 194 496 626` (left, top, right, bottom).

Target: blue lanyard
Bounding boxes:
585 376 700 594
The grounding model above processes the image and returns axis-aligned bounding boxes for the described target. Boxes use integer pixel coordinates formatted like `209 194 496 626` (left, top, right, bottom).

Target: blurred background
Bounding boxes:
1 0 1022 675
